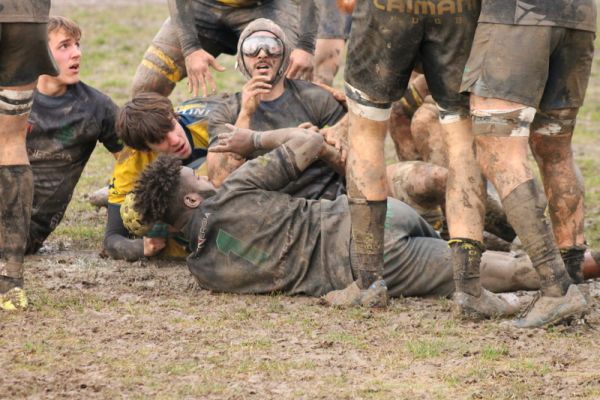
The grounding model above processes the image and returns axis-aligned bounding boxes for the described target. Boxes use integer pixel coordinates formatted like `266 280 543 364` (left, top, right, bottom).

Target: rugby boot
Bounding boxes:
322 280 388 308
453 288 520 320
0 276 27 311
512 284 587 328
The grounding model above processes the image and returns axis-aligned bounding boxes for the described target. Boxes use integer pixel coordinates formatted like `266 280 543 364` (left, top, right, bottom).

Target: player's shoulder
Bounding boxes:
286 79 335 100
71 81 116 108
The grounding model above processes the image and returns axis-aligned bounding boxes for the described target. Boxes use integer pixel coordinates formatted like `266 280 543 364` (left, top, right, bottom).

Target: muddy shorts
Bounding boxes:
344 0 480 111
158 0 299 57
316 0 351 40
461 23 595 110
0 23 57 87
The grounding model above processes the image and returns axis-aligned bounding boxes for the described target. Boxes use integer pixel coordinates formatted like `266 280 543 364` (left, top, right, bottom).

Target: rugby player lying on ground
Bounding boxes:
129 125 588 327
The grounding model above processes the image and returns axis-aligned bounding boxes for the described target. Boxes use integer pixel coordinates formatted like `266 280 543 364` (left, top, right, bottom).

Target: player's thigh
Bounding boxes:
420 8 479 114
0 22 57 87
538 28 594 111
344 2 421 104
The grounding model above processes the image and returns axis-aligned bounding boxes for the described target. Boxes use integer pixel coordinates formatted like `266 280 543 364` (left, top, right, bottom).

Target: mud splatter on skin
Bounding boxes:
502 180 571 297
0 166 33 280
530 130 585 247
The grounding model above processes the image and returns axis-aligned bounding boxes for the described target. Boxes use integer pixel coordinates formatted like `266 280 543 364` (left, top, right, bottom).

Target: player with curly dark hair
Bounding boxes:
130 125 574 316
133 156 181 225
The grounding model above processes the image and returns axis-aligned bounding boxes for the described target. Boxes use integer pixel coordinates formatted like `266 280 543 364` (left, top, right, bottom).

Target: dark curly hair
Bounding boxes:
133 155 182 225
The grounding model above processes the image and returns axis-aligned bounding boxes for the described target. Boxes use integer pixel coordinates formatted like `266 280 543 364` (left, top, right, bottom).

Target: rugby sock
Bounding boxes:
0 165 33 291
502 180 571 297
349 199 386 289
560 246 586 284
449 238 484 297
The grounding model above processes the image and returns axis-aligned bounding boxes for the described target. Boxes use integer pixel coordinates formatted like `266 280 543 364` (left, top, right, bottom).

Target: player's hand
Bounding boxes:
210 124 256 157
240 75 272 117
286 49 314 80
298 122 319 132
314 82 347 109
143 237 166 256
184 49 226 97
321 117 348 164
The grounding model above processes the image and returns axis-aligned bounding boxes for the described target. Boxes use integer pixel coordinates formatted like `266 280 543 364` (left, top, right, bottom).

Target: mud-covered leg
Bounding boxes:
0 166 33 305
312 38 344 86
530 109 586 283
0 168 33 277
345 111 387 289
0 86 36 310
501 180 572 295
441 115 516 319
472 98 587 327
322 105 388 308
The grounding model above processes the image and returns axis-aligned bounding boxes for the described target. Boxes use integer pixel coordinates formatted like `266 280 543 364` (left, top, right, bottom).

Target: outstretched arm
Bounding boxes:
211 125 346 174
167 0 225 96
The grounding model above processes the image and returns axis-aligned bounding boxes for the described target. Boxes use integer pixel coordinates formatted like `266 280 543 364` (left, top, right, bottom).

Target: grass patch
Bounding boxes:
406 338 445 359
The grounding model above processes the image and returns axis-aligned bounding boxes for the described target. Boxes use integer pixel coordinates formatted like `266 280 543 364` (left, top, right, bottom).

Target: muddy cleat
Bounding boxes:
87 186 109 208
0 287 28 311
512 284 587 329
322 280 388 308
453 288 520 320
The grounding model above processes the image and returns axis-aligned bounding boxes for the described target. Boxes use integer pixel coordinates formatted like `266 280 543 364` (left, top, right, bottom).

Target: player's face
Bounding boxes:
148 120 192 159
48 29 81 86
242 31 283 82
180 167 215 195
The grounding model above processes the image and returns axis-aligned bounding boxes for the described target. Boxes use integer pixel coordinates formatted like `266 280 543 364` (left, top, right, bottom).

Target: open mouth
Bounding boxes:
255 63 271 74
69 63 80 72
175 143 187 155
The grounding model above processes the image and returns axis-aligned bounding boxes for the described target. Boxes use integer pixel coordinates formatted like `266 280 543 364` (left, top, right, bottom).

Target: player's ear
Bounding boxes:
183 192 203 209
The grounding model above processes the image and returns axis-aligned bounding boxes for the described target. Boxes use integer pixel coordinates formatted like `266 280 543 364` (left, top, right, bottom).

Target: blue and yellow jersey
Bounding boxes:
108 96 221 205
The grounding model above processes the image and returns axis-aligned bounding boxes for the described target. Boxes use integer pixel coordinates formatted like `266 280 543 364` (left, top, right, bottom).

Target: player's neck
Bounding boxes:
37 76 70 96
261 80 285 101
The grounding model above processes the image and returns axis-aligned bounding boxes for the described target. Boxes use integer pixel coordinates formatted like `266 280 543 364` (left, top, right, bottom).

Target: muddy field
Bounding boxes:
2 1 600 399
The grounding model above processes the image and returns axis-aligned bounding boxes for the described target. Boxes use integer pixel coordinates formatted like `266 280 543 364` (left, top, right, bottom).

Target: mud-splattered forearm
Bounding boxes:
104 204 145 261
207 151 245 187
167 0 202 56
298 0 318 54
318 142 345 175
255 128 324 172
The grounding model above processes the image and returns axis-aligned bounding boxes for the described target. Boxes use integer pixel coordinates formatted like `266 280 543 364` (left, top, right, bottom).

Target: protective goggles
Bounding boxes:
241 36 283 57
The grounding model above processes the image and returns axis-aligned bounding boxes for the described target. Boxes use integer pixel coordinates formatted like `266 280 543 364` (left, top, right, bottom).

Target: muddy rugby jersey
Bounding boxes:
208 78 347 200
480 0 596 32
108 96 219 205
186 146 455 298
27 81 122 247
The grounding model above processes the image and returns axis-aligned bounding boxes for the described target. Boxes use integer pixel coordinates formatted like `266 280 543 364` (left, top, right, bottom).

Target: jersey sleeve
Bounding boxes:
207 95 241 148
108 148 156 205
222 146 300 193
316 88 346 128
97 96 123 154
